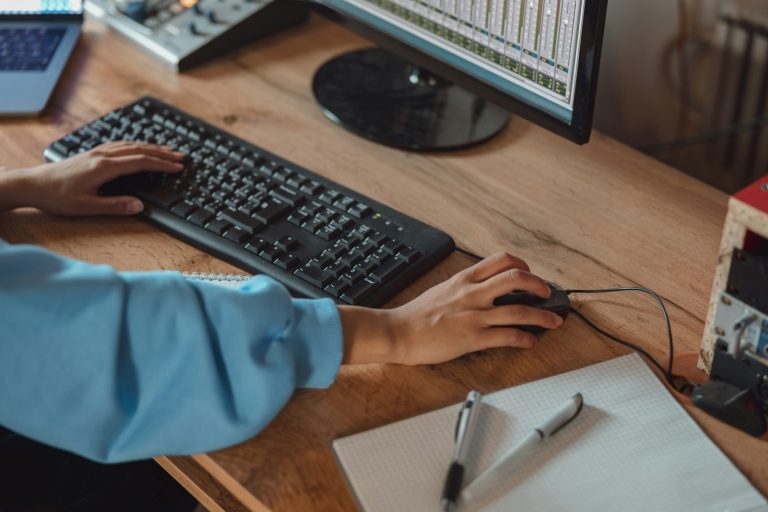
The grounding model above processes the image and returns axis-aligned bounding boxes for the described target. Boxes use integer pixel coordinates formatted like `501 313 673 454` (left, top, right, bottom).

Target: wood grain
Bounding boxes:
0 13 765 512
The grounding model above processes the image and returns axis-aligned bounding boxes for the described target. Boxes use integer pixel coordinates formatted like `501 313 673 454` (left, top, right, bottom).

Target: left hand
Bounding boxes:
6 141 185 216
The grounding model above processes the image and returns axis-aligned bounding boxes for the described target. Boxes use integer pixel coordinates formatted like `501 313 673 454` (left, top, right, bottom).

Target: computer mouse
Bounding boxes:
493 283 571 335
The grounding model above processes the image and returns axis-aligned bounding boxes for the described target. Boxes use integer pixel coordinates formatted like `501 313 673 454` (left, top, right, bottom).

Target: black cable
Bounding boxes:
565 287 675 385
640 113 768 154
570 309 676 388
455 246 483 262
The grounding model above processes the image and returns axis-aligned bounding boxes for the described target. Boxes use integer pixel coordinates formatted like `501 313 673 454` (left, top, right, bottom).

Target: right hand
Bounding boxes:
339 252 563 365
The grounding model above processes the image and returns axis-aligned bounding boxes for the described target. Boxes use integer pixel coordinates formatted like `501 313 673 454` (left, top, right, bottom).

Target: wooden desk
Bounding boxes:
1 14 766 512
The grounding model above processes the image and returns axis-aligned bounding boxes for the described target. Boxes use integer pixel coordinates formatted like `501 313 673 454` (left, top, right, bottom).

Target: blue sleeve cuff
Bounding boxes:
284 297 344 389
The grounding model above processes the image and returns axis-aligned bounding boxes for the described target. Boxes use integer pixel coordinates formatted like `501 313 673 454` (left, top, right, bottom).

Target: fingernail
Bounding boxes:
553 315 564 327
173 162 184 168
126 200 143 214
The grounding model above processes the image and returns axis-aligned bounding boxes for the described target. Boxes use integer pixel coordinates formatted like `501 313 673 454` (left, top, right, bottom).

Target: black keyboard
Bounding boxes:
44 97 454 306
0 27 65 71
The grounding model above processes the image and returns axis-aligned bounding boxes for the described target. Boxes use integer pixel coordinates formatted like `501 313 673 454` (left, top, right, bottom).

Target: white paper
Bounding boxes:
333 354 767 512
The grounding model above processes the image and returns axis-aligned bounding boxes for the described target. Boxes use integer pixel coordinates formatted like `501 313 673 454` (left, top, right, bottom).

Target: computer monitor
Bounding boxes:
311 0 608 149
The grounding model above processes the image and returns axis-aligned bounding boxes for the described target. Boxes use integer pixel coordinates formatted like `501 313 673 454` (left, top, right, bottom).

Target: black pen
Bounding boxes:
440 390 483 512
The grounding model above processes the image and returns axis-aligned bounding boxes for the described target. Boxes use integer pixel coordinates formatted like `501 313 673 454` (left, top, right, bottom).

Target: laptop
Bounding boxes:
0 1 83 116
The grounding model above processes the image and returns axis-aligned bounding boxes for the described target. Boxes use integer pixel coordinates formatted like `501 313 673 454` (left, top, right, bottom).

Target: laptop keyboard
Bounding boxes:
0 27 65 71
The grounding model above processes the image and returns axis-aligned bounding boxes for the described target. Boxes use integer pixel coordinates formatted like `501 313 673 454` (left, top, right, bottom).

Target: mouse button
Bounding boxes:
493 291 534 306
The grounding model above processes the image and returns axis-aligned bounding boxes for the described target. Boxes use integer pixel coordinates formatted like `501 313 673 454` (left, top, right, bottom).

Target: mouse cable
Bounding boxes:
564 287 676 387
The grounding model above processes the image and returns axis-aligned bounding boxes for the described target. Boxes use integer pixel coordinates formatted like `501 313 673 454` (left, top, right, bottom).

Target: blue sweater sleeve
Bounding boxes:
0 240 343 463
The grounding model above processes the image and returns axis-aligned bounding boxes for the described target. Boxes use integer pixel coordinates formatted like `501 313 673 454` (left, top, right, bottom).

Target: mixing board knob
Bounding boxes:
188 21 200 34
122 0 149 23
192 3 203 15
205 9 217 23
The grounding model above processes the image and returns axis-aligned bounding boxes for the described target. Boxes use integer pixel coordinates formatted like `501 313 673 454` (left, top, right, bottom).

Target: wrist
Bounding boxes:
0 166 41 211
339 306 399 365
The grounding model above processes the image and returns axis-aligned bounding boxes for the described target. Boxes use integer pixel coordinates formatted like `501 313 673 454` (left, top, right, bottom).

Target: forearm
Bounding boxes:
0 167 37 211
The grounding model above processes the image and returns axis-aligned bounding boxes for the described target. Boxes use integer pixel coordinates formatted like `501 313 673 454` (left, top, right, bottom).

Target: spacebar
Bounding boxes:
138 188 182 209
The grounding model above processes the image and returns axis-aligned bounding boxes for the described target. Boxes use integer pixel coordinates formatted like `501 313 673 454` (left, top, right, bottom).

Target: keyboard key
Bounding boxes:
259 161 281 177
224 226 250 244
397 246 422 263
219 208 265 234
275 235 299 251
333 215 355 230
333 196 356 211
294 264 333 288
287 213 308 226
204 218 231 235
326 244 348 259
139 188 182 209
324 279 350 298
341 278 377 305
314 253 335 268
302 217 325 233
340 267 365 285
348 203 372 219
52 139 77 156
300 180 323 196
275 253 300 270
326 261 349 278
272 168 292 183
318 189 341 205
187 208 216 227
357 240 378 255
170 200 197 218
370 257 408 283
286 175 307 189
270 185 304 206
340 250 364 267
370 248 390 263
315 207 336 223
245 236 268 255
360 257 379 274
259 245 283 262
381 239 404 255
316 225 340 241
369 231 389 245
253 200 290 224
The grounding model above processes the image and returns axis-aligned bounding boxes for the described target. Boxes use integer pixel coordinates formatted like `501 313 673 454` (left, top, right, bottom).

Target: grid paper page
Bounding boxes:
333 354 768 512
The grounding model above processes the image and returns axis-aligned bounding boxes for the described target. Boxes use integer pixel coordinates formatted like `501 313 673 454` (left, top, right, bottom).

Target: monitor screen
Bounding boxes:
0 0 83 14
320 0 587 125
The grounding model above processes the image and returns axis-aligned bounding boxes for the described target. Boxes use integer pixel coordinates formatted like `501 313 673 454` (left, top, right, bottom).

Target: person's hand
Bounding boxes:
4 141 185 216
339 253 563 365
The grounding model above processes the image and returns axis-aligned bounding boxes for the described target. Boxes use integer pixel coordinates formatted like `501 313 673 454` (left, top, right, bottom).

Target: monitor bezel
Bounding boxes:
311 0 608 145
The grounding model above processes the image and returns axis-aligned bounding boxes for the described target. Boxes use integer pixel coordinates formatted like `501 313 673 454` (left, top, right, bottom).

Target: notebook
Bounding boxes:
332 354 768 512
182 272 251 288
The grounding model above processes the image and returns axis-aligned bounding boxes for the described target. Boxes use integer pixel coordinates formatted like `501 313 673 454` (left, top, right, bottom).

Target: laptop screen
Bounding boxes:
0 0 83 15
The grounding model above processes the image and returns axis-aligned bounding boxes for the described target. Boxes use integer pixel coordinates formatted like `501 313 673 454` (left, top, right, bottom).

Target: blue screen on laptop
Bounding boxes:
1 1 83 14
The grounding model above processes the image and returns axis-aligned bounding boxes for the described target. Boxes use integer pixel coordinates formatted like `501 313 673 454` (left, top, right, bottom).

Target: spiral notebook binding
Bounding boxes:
182 272 250 283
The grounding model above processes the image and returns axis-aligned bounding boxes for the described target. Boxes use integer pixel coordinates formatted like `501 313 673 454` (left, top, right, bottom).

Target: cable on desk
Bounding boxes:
565 287 677 388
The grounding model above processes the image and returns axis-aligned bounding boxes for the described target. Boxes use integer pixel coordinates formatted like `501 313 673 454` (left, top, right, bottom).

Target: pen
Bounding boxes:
460 393 584 505
440 390 483 512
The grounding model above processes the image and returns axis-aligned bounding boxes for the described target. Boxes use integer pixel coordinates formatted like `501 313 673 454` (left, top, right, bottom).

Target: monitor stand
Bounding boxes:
312 48 509 151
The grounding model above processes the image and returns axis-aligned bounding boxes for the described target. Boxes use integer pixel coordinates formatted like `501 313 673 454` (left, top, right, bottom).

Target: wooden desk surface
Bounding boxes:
1 14 766 512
